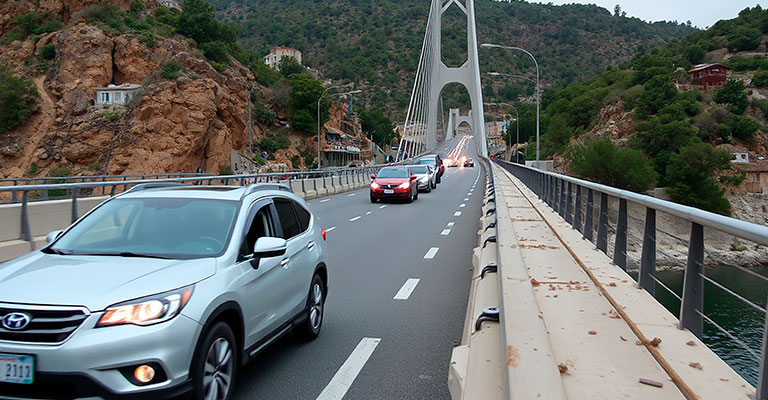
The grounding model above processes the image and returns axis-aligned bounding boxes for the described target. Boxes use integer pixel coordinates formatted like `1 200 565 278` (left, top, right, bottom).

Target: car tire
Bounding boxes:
370 195 377 203
296 274 325 341
191 322 237 400
426 184 432 193
414 190 419 200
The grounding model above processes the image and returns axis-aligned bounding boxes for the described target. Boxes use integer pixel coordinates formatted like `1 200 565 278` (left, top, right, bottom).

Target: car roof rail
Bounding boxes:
125 182 187 193
241 183 291 199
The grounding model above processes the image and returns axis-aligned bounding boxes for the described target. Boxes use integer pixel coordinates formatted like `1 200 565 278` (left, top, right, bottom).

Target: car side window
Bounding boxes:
295 203 311 232
274 199 301 239
240 205 275 255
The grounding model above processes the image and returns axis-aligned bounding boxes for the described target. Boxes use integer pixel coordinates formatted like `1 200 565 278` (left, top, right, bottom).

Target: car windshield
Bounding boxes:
408 165 428 174
49 197 239 259
376 168 410 178
418 157 436 164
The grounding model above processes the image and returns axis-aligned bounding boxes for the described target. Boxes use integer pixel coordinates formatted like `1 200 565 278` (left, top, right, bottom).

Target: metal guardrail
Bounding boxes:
496 160 768 398
0 167 383 244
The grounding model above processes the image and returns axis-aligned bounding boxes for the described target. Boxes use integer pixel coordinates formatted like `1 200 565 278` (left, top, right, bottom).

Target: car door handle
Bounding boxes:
281 258 290 268
307 241 315 250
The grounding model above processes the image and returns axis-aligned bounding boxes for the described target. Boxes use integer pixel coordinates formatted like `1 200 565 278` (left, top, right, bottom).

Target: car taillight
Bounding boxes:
321 229 327 241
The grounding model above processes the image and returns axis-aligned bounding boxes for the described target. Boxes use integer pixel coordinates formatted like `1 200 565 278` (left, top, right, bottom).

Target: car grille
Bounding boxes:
0 305 88 344
380 184 398 189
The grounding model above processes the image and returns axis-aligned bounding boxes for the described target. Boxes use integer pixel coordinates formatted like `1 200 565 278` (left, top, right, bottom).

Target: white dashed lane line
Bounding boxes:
350 216 361 222
393 279 420 300
366 211 372 215
348 193 356 197
459 204 465 208
454 211 462 217
325 226 336 232
320 199 330 203
379 205 387 209
464 198 469 201
447 222 455 227
441 229 451 236
315 338 381 400
424 247 439 259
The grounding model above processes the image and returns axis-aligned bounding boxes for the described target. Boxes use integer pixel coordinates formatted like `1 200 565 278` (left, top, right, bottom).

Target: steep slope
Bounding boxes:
211 0 695 117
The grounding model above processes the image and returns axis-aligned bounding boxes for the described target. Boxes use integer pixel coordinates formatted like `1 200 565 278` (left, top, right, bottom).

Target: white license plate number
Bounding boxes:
0 353 34 384
383 189 394 194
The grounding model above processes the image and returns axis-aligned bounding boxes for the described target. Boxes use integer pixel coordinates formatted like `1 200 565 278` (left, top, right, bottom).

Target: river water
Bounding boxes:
647 266 768 386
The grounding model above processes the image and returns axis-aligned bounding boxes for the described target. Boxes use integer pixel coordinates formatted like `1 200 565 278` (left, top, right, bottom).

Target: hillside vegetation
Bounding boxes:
209 0 694 118
526 6 768 215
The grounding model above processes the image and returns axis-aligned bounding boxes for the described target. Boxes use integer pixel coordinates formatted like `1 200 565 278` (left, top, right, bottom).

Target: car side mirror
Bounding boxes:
241 237 287 268
370 174 376 180
410 175 416 181
46 230 63 244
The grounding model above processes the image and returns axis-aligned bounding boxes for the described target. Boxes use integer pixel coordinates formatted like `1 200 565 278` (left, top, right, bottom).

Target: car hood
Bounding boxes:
0 252 216 311
374 178 409 184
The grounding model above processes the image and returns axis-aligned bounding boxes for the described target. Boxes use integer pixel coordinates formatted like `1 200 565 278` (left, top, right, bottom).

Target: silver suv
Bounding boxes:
0 183 328 400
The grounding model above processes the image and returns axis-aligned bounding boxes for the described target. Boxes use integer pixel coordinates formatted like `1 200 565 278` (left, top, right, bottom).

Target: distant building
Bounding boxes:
732 152 749 164
688 63 731 89
264 47 302 70
158 0 181 10
95 83 141 106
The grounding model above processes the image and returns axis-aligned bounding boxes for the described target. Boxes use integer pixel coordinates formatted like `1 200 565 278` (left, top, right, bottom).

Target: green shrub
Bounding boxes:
666 142 736 214
200 41 229 64
254 104 276 124
131 0 146 13
290 109 316 133
39 43 55 60
278 57 305 77
160 61 182 79
220 164 232 175
567 137 657 192
729 115 760 140
0 64 37 133
26 162 37 175
290 155 300 169
82 4 125 31
258 134 291 153
727 27 762 52
713 79 748 115
685 45 706 65
752 70 768 87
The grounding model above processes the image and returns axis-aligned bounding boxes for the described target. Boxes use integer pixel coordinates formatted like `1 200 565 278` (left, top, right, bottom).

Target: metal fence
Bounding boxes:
496 160 768 398
0 166 383 244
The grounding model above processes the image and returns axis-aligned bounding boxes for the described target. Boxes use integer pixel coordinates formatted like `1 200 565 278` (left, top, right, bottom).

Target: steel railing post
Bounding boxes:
597 193 608 253
574 185 582 232
71 187 79 223
565 182 573 224
21 191 32 243
613 198 628 271
639 207 656 295
757 299 768 400
559 179 567 219
680 222 704 338
584 189 594 242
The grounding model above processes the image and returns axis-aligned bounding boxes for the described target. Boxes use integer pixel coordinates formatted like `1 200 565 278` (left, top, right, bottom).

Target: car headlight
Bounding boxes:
398 181 410 189
371 182 379 189
97 286 194 327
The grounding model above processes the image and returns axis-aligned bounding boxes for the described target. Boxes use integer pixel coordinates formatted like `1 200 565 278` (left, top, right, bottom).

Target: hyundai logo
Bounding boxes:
2 313 31 331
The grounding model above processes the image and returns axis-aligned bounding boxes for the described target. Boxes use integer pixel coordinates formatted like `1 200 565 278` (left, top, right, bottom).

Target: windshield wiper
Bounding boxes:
41 247 72 255
69 251 171 259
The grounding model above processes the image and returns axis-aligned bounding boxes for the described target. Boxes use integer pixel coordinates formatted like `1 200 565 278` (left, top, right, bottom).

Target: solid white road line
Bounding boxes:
464 198 469 201
454 211 462 216
315 337 381 400
320 199 330 203
441 229 451 236
424 247 439 259
366 211 372 215
379 205 387 209
326 226 336 232
459 204 466 208
393 278 420 300
447 222 455 227
348 193 356 197
350 216 361 222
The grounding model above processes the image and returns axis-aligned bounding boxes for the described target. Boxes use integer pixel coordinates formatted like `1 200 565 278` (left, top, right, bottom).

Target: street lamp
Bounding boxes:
481 43 540 162
317 84 356 169
485 102 520 163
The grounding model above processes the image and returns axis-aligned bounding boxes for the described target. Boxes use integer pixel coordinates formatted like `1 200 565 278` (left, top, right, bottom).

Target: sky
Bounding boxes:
526 1 767 28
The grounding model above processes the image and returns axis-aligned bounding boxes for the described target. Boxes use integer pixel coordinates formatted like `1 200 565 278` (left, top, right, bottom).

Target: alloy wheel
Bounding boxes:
309 282 324 331
203 337 234 400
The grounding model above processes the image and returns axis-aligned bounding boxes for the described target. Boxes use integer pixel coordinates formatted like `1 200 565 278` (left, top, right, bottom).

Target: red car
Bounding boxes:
370 167 419 203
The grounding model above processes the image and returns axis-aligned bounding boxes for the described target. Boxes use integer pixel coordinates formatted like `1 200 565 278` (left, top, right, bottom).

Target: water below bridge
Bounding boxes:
634 265 768 386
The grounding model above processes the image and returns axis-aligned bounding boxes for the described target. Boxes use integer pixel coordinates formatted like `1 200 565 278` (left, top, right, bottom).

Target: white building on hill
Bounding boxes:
264 47 302 70
95 83 141 106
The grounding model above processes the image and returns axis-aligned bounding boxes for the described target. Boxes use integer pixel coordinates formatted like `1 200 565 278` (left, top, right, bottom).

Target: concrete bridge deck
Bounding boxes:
481 163 752 398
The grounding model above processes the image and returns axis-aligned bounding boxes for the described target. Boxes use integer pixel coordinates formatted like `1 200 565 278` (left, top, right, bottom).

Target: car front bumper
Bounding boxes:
0 313 202 399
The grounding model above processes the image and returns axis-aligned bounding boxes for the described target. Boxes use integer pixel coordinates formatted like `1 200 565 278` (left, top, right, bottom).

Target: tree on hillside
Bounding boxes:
278 57 305 77
359 108 395 145
567 137 657 192
666 142 739 214
685 45 705 65
635 74 678 118
0 65 37 133
727 26 762 52
289 74 331 133
176 0 237 49
543 114 571 155
713 79 748 114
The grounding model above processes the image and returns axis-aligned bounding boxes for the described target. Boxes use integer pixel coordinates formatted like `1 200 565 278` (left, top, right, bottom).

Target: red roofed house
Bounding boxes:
688 63 731 89
264 47 302 70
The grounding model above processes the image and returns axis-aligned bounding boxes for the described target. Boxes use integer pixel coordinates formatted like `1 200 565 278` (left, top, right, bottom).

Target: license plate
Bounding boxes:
383 189 394 194
0 353 34 384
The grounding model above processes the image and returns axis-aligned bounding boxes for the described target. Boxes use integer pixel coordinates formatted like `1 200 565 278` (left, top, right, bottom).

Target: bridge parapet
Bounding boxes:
451 159 758 399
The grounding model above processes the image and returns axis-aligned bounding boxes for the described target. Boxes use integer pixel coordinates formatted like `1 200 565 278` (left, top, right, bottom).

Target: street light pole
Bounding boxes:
317 84 354 169
481 43 540 162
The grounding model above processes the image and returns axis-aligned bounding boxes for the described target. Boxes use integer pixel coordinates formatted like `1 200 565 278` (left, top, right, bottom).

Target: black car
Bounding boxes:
417 154 444 183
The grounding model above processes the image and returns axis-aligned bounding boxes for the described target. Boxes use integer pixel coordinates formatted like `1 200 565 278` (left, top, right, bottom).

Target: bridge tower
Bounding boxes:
397 0 487 160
